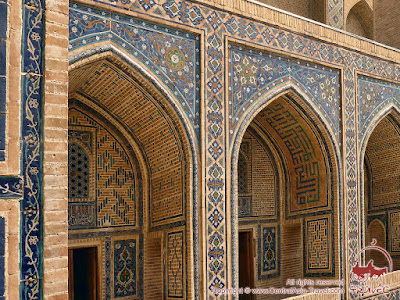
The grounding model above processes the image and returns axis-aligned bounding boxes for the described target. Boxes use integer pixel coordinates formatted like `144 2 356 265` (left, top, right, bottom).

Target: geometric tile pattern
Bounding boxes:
237 152 248 195
113 239 137 298
389 211 400 253
256 98 330 216
68 107 136 228
69 2 201 136
167 230 184 299
327 0 344 29
306 216 330 273
34 0 400 299
68 141 90 199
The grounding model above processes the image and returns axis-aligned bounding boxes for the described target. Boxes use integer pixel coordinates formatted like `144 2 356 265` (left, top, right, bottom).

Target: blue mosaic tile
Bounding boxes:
0 256 4 296
0 3 6 40
0 218 4 256
0 176 23 198
114 239 137 298
0 77 6 113
22 5 43 74
0 113 5 151
69 2 201 137
358 75 400 144
0 40 5 76
229 45 341 144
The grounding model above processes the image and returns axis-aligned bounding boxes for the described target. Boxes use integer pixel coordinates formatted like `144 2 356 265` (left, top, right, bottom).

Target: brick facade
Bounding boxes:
2 0 400 299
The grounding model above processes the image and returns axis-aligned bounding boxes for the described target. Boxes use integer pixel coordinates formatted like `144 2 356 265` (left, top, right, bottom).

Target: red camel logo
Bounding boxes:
351 261 387 280
350 239 393 281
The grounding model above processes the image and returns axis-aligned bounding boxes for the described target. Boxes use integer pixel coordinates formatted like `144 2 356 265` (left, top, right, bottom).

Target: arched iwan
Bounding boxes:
230 87 342 295
68 47 200 299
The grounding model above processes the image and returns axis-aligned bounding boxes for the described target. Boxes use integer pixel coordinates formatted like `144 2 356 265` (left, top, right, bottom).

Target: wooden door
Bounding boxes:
239 231 254 300
69 247 98 300
68 249 74 300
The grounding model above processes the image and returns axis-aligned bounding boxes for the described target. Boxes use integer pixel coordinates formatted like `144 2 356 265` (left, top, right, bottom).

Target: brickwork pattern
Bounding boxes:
374 0 400 49
167 230 184 299
365 115 400 209
7 0 399 298
306 216 330 271
238 131 276 218
68 106 137 228
69 58 187 227
256 98 330 216
389 211 400 253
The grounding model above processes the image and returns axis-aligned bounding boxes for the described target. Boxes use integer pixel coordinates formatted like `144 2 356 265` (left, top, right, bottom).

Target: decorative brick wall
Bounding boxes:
345 0 373 38
374 0 400 49
69 56 190 228
238 131 277 218
68 106 138 229
365 114 400 271
3 0 400 298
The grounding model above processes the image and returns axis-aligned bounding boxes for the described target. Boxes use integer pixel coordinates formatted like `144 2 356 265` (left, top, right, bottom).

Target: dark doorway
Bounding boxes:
239 231 254 299
68 247 98 300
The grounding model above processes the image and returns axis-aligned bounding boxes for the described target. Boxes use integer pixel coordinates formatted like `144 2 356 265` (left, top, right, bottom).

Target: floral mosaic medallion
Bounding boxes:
114 239 137 298
165 46 186 71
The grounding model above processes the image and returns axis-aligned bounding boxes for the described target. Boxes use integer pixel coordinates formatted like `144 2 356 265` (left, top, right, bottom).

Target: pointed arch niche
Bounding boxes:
363 111 400 272
67 50 198 300
232 91 340 298
346 0 373 39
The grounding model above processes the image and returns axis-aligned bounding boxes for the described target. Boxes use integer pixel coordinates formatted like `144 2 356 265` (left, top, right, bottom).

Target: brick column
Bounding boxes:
42 0 69 299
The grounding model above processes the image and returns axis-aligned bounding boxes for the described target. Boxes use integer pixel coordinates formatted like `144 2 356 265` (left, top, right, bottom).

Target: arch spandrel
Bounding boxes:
69 1 201 137
358 75 400 149
228 44 341 150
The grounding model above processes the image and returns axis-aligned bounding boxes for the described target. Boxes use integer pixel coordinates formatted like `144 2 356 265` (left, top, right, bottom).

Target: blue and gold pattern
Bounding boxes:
66 0 400 299
358 75 400 145
69 2 201 136
258 225 279 279
114 239 137 298
21 0 44 298
229 45 341 144
0 0 381 299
